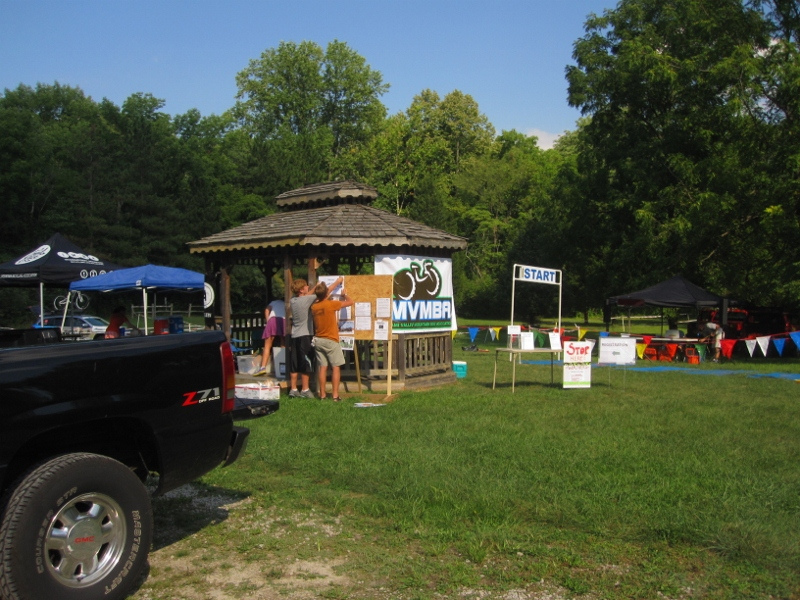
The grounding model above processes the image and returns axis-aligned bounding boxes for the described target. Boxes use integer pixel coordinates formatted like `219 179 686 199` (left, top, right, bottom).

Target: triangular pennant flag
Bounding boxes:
535 331 546 347
756 336 770 357
773 338 786 356
642 335 653 345
468 327 479 342
745 339 757 357
721 339 737 359
636 343 646 359
451 330 457 339
489 327 497 341
694 344 707 361
578 329 587 341
791 331 800 350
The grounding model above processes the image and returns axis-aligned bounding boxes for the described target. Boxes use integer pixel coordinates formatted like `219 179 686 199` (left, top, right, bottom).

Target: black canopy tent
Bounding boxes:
0 233 122 324
606 275 726 333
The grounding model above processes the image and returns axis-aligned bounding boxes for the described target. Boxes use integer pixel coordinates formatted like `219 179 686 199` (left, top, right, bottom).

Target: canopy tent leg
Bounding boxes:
39 282 45 326
60 291 70 336
142 288 149 334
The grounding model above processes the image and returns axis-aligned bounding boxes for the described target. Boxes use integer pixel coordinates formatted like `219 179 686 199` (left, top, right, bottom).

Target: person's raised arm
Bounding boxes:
325 276 344 298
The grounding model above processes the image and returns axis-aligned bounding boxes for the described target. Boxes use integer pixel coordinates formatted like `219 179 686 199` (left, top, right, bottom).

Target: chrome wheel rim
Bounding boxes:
44 492 127 587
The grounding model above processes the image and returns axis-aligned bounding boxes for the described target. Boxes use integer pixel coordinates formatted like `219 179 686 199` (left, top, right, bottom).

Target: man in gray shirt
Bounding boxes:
287 276 342 397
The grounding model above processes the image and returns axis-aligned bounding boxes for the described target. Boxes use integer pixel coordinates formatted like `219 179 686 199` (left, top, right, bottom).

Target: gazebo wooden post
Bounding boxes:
220 264 232 341
307 255 320 286
283 255 293 308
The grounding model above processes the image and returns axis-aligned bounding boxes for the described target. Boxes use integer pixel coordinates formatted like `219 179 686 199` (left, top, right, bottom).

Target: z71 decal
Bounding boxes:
182 388 222 406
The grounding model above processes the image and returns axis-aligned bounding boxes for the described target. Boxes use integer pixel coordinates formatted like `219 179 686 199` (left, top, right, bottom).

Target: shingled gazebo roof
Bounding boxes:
188 180 467 255
275 180 378 209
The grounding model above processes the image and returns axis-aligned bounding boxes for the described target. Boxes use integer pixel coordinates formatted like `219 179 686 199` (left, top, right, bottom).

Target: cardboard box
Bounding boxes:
235 382 280 400
236 355 261 375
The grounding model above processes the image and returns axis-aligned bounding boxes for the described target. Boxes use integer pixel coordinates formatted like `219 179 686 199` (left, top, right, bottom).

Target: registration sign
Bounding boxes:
598 338 637 366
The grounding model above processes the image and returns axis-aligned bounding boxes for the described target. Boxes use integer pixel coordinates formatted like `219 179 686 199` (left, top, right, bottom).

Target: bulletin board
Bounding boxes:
337 275 394 341
318 274 394 396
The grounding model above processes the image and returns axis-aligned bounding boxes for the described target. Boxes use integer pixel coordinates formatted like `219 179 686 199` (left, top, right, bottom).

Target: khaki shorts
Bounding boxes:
313 336 345 368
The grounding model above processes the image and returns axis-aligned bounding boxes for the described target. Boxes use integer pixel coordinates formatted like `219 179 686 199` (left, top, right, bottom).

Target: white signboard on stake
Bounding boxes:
598 338 637 366
562 341 593 389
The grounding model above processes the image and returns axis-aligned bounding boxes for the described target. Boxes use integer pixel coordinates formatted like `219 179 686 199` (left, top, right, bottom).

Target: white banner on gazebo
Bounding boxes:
375 255 456 333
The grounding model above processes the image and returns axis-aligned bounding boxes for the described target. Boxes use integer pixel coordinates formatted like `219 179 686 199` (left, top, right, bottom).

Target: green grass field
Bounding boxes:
136 337 800 599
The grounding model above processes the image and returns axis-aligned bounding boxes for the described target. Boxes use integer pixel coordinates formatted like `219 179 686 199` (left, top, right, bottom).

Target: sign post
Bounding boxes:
511 264 562 333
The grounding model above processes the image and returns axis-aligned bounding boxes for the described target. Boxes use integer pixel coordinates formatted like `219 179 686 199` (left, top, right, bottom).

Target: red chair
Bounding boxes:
684 345 700 364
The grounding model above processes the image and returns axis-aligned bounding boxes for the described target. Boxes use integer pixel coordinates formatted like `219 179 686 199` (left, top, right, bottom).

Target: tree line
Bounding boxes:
1 0 797 326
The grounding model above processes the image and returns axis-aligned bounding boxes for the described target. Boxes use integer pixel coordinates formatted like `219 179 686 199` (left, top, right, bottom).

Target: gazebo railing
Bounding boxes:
350 332 453 383
230 313 265 353
231 314 454 385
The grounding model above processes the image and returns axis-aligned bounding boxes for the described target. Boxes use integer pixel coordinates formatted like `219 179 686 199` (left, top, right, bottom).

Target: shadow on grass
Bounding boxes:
150 481 251 550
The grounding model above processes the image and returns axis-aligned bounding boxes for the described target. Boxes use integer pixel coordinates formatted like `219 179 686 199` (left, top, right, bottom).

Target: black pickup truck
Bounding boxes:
0 329 277 600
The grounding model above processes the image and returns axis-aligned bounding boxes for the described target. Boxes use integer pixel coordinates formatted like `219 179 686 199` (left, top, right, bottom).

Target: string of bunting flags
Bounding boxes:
630 331 800 360
455 325 587 344
459 327 800 360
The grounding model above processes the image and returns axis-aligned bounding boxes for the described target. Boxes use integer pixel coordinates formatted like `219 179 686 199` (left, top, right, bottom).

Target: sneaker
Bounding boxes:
300 389 315 399
288 389 300 398
253 367 268 376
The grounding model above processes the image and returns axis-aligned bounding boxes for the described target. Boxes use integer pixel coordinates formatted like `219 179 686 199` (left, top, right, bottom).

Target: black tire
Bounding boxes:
0 453 152 600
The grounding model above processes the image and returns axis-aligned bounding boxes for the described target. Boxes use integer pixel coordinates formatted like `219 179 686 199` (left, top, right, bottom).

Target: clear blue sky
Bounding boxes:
0 0 615 148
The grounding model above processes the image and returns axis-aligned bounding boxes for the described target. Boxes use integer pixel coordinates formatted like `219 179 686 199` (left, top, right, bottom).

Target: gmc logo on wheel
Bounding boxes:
74 536 95 543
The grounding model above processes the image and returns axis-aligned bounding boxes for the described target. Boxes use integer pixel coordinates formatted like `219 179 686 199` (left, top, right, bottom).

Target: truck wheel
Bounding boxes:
0 453 152 600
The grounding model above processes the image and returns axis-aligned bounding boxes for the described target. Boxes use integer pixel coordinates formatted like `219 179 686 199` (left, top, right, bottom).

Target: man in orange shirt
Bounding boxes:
310 280 354 401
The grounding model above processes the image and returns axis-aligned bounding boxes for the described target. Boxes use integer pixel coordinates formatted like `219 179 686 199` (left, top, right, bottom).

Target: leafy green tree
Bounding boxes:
234 40 388 195
437 90 496 171
449 130 561 318
403 89 495 174
0 83 105 253
344 89 495 218
566 0 800 308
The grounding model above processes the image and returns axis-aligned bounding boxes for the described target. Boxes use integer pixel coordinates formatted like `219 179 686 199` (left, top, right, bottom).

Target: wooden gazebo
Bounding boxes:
187 180 468 390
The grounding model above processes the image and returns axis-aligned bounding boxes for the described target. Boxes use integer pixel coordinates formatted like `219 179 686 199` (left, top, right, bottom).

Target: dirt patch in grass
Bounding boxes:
128 482 579 600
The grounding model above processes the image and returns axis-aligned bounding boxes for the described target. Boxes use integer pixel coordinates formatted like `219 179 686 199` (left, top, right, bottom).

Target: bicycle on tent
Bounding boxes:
53 291 90 312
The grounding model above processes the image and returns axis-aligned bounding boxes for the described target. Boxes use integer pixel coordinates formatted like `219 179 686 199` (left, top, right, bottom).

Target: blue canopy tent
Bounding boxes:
69 264 204 334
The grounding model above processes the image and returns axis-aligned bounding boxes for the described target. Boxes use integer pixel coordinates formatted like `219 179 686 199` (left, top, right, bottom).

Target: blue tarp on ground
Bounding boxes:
520 360 800 380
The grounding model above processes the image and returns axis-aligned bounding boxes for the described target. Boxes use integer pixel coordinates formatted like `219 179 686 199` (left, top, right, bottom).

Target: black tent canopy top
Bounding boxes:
0 233 121 288
607 275 725 308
